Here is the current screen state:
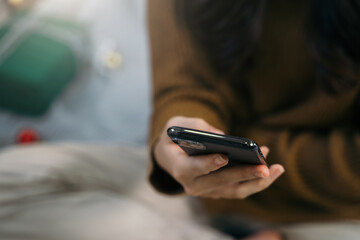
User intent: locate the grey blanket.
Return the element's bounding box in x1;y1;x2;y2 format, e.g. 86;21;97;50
0;144;358;240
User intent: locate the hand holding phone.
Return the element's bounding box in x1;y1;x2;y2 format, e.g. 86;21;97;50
153;116;284;199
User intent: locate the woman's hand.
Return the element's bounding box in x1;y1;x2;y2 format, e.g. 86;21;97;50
154;116;285;199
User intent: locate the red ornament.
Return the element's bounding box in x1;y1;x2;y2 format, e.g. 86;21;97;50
17;128;40;144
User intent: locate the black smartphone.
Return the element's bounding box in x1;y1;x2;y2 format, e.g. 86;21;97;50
167;126;266;166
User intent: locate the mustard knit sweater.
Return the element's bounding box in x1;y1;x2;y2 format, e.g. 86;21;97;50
148;0;360;223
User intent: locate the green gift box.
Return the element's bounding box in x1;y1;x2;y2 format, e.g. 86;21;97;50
0;30;77;116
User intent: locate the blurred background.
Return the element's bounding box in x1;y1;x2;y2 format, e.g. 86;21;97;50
0;0;151;147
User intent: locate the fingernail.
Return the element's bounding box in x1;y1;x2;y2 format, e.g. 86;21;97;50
215;155;227;165
273;168;285;179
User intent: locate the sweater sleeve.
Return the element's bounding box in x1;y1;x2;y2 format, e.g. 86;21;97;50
243;121;360;214
147;0;234;194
